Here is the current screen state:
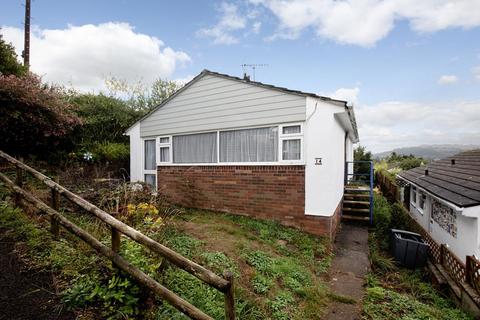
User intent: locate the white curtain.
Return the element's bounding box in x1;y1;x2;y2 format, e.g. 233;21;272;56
173;132;217;163
220;127;278;162
160;147;170;162
144;139;156;170
282;139;301;160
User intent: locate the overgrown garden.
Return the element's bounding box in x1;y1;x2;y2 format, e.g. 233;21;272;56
363;192;472;319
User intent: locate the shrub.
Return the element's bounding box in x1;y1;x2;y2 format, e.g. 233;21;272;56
0;74;81;156
91;142;129;163
391;202;409;230
373;194;392;239
69;93;141;147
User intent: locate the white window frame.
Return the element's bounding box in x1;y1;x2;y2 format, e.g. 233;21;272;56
411;186;417;207
155;122;306;166
157;135;172;164
418;190;426;214
142;138;157;189
279;123;304;163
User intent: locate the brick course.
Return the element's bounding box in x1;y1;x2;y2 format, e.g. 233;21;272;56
157;165;341;238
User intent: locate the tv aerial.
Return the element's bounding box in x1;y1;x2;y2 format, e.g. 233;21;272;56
241;64;268;81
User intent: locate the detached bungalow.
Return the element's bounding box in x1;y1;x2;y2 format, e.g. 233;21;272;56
397;149;480;261
126;70;359;237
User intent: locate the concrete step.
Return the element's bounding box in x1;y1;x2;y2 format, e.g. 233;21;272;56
344;187;371;192
344;193;371;199
342;214;370;222
343;200;370;205
343;207;370;213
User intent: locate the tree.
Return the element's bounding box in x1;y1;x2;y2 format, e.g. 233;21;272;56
105;77;183;113
0;34;26;76
0;74;81;156
354;145;373;181
69;93;142;147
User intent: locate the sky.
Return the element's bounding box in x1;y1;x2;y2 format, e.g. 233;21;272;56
1;0;480;153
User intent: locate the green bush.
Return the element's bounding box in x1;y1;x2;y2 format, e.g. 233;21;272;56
391;202;409;231
91;142;130;162
70;93;141;147
373;194;392;239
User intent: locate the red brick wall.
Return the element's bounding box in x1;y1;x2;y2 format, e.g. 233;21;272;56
157;165;341;238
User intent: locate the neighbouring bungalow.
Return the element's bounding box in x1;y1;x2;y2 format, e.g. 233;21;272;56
126;70;359;238
397;149;480;261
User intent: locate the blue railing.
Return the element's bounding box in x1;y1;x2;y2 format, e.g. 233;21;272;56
345;161;374;224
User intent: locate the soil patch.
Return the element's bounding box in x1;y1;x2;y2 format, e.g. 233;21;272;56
0;228;73;320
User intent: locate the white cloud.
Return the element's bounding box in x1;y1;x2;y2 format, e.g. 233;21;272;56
251;0;480;47
356;99;480;152
1;22;191;92
438;75;458;85
197;3;247;44
473;65;480;80
328;87;360;105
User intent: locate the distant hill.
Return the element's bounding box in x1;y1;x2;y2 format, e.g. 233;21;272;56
374;145;479;160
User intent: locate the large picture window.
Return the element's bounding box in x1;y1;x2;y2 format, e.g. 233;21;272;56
173;132;217;163
220;127;278;162
155;123;303;165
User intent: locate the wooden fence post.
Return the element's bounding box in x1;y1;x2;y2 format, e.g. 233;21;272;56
466;255;473;286
14;158;24;207
111;227;121;253
50;188;60;239
50;177;60;239
223;271;235;320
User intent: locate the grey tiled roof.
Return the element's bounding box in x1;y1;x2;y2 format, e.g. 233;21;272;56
398;149;480;208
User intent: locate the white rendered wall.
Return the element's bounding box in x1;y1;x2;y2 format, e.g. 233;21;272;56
126;123;142;182
304;97;347;217
409;190;480;262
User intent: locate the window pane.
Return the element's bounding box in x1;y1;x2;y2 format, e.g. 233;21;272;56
282;125;301;134
144;174;156;189
419;192;426;209
160;147;170;162
144;139;156;170
412;187;417;203
220;127;278;162
173;132;217;163
160;137;169;144
282;139;301;160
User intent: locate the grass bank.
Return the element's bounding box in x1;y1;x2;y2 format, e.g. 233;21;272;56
0;180;345;319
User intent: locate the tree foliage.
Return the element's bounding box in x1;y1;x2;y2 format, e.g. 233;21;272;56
105;77;183;113
0;34;26;76
69;93;141;147
354;145;373;178
0;74;81;156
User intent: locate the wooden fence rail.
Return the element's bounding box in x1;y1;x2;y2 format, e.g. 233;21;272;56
0;150;235;320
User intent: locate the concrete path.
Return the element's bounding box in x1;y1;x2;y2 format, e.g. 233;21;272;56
324;223;370;320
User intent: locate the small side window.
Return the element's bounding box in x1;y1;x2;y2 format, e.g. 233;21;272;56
411;186;417;204
282;125;301;135
419;192;426;210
